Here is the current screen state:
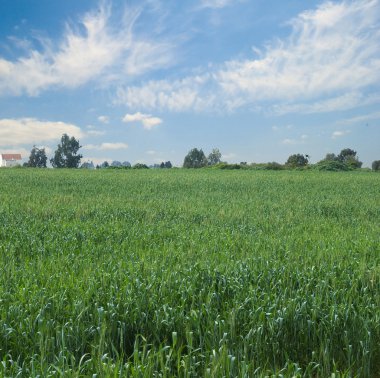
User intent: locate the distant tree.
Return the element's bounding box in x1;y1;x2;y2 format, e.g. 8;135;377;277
133;163;149;169
208;148;222;166
266;162;283;170
159;161;172;168
122;161;131;168
28;146;47;168
101;161;109;168
324;153;338;161
183;148;208;168
337;148;362;169
286;154;309;168
111;160;122;167
81;161;95;169
316;159;350;171
51;134;82;168
372;160;380;171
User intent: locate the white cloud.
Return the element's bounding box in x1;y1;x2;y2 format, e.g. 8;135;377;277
117;0;380;114
272;92;380;115
332;130;350;139
116;74;215;112
0;118;84;147
146;150;156;155
84;142;128;151
0;4;175;96
86;125;106;136
124;40;175;76
97;116;109;124
122;112;162;130
216;0;380;109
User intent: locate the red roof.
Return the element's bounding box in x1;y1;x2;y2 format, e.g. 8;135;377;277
1;154;22;160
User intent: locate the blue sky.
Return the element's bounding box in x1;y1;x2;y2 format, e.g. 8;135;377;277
0;0;379;167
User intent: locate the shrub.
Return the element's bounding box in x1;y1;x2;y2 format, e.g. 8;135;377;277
315;160;350;171
133;163;149;169
214;163;241;170
265;162;284;170
372;160;380;171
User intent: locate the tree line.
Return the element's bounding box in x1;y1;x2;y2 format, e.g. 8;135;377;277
24;133;380;171
182;147;378;171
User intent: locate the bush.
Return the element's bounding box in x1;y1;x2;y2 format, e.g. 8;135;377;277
315;160;351;171
265;162;284;170
212;163;241;170
133;163;149;169
372;160;380;171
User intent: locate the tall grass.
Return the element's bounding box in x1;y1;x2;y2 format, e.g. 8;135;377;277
0;169;379;376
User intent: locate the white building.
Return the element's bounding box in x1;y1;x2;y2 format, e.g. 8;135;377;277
0;154;22;167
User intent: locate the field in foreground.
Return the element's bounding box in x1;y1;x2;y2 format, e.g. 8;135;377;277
0;169;379;377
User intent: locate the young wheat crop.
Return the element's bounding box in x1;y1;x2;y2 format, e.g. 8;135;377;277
0;169;379;376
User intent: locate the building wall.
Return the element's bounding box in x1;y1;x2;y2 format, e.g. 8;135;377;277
6;159;20;167
0;158;21;167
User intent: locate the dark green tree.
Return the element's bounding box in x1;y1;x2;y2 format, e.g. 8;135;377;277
324;153;338;161
133;163;149;169
183;148;208;168
372;160;380;171
160;161;172;168
80;161;95;169
50;134;82;168
337;148;362;169
111;161;122;167
28;146;47;168
285;154;309;168
208;148;222;166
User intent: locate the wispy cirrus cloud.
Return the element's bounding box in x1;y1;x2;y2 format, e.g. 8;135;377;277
122;112;162;130
116;0;380;114
199;0;243;9
216;0;380;109
336;110;380;125
0;118;84;147
116;74;216;112
0;3;175;96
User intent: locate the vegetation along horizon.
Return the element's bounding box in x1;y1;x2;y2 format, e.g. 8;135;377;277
0;168;379;376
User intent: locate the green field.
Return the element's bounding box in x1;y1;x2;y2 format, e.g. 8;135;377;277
0;169;379;377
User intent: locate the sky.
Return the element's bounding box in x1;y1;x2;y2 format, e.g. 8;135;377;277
0;0;379;167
